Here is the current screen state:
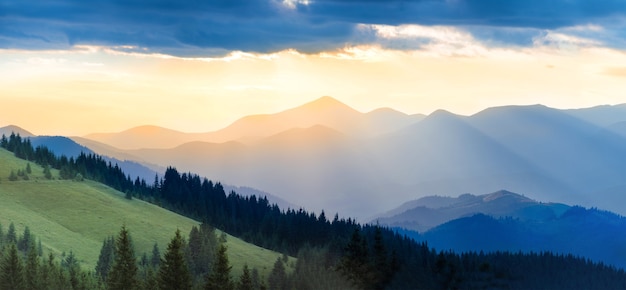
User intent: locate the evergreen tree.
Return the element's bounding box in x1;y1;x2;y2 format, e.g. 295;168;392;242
6;222;17;244
268;257;288;290
205;243;234;290
26;162;32;174
25;244;41;290
158;229;192;290
237;264;253;290
338;228;373;289
9;170;18;181
62;251;81;290
0;243;25;290
43;164;52;180
96;236;116;281
108;226;139;290
150;243;161;269
18;225;33;252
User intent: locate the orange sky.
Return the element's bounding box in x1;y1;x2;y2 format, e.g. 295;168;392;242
2;25;626;136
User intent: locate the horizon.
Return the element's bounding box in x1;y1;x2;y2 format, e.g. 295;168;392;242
1;96;624;136
2;1;626;136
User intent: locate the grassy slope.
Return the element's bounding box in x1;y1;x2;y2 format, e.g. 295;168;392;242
0;148;290;277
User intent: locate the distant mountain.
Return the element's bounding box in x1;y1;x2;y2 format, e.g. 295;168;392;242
565;104;626;127
0;125;35;138
73;102;626;219
83;125;208;150
82;96;423;150
405;206;626;269
374;190;569;232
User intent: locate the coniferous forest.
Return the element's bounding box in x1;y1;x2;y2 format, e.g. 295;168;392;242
3;132;626;289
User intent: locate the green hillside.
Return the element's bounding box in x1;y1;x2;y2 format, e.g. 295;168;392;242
0;148;290;277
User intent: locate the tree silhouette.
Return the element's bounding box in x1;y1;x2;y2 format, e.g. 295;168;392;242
158;229;192;290
108;226;139;290
205;243;234;290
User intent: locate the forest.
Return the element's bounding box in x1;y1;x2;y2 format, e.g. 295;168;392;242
3;132;626;289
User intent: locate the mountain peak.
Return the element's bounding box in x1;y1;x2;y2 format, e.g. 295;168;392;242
0;125;35;137
299;96;357;112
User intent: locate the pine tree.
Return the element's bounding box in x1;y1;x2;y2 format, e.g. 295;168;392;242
150;243;161;269
43;164;52;180
0;243;25;290
108;226;139;290
205;243;234;290
158;229;191;290
62;251;81;290
9;170;18;181
18;225;33;252
96;236;116;281
268;257;288;290
238;264;253;290
6;222;17;244
25;244;41;290
26;162;32;174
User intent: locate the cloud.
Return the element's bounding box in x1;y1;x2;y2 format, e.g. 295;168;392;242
1;0;625;55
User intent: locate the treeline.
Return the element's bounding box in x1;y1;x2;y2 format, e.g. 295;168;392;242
0;221;100;290
3;132;626;289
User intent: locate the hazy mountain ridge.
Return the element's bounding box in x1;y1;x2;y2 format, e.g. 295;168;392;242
82;96;423;150
374;190;569;232
8;99;626;219
405;206;626;269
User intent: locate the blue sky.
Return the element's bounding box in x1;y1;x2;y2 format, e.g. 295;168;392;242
3;0;626;55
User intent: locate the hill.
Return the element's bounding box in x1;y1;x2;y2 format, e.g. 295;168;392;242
414;206;626;269
0;148;289;276
374;190;569;232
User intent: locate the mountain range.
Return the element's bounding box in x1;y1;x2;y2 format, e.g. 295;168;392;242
5;97;626;220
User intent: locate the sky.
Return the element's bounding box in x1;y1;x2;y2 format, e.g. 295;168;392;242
2;0;626;136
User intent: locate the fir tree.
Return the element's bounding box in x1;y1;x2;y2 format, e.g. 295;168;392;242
205;243;234;290
43;164;52;180
9;170;18;181
238;264;253;290
6;222;17;244
158;229;192;290
108;226;139;290
26;162;32;174
96;236;116;281
268;257;288;290
25;244;41;290
150;243;161;269
18;225;33;252
0;243;25;290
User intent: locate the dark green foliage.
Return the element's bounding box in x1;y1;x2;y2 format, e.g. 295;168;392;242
43;164;52;179
268;257;288;290
62;251;81;290
337;228;374;289
96;236;116;281
237;264;253;290
6;222;17;244
108;226;139;290
186;224;217;281
0;244;25;290
25;244;42;290
205;243;234;290
159;229;192;290
291;246;355;290
150;243;161;269
17;226;32;252
26;162;32;174
9;170;18;181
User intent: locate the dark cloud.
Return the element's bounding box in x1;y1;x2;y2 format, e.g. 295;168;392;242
1;0;625;55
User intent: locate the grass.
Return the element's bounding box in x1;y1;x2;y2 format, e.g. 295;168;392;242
0;148;292;277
